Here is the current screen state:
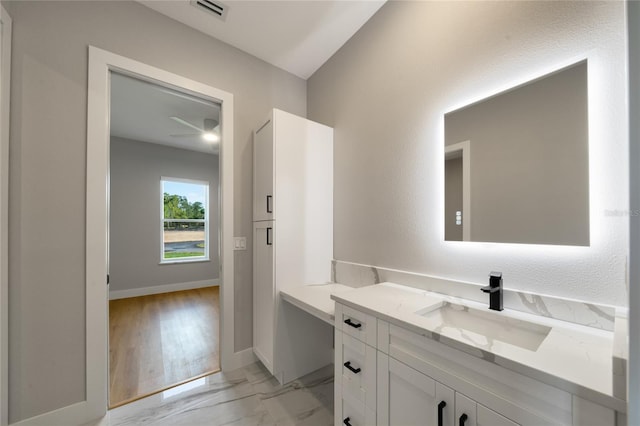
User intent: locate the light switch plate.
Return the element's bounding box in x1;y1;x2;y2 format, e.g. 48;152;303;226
234;237;247;250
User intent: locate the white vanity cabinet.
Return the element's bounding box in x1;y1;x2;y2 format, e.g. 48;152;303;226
333;302;617;426
376;352;516;426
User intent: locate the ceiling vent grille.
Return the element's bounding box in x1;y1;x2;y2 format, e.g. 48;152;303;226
190;0;228;21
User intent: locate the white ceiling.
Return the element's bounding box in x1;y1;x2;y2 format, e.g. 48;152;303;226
138;0;386;79
112;1;385;153
110;72;221;154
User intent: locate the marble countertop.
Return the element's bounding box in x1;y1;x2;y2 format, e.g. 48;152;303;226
280;283;355;325
331;282;626;412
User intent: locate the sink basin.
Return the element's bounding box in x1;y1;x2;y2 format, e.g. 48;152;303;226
416;302;551;351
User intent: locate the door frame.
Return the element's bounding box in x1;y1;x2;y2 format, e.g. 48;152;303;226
0;5;10;426
86;46;236;419
444;140;471;241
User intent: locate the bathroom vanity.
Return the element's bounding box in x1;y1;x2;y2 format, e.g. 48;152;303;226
331;283;626;426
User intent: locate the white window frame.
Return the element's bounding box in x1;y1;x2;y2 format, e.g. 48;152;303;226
160;176;210;264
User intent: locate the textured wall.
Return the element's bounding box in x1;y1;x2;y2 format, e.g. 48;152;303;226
308;1;627;305
7;1;305;421
110;138;219;292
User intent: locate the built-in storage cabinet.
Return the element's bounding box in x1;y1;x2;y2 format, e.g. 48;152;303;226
252;221;275;372
252;109;334;384
334;302;617;426
253;118;274;222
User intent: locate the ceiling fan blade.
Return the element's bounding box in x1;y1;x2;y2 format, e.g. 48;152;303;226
170;133;200;138
170;116;203;132
204;118;219;131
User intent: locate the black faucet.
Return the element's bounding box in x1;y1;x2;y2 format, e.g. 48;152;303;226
481;271;503;311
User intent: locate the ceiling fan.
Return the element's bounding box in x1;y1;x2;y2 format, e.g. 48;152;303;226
170;116;220;142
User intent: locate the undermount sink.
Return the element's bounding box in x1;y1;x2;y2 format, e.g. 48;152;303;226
415;302;551;352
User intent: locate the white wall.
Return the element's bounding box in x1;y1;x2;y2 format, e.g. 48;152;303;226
308;1;628;306
109;137;218;293
6;1;305;422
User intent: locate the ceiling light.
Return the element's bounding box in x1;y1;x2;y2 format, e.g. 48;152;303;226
203;132;219;142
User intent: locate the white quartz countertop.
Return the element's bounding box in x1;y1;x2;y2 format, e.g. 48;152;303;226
331;282;626;412
280;283;356;325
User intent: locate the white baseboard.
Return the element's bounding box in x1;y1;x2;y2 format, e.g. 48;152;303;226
14;347;258;426
223;347;257;372
10;400;99;426
109;279;219;300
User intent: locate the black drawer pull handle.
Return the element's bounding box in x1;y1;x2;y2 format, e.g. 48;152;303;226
266;227;273;246
438;401;447;426
459;413;468;426
343;417;352;426
266;195;273;213
343;361;361;374
344;318;362;329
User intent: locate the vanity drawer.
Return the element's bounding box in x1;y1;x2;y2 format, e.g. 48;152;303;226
340;331;377;409
338;392;376;426
338;303;377;346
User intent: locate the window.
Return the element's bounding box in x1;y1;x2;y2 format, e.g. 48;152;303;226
161;177;209;263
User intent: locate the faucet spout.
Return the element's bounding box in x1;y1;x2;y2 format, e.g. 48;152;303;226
481;271;503;311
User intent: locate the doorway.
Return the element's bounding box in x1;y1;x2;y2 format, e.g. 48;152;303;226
107;72;222;407
86;46;236;420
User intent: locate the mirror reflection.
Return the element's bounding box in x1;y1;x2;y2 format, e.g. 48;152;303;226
444;61;589;246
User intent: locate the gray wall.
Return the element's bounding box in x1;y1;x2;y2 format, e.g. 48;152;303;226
110;137;218;293
445;62;589;246
308;2;627;305
6;1;305;422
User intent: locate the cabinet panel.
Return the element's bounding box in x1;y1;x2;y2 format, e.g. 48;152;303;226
252;221;274;372
253;118;274;221
436;382;455;426
456;393;478;426
340;333;376;409
340;304;377;346
477;404;519;426
572;395;615;426
380;356;438;426
340;394;376;426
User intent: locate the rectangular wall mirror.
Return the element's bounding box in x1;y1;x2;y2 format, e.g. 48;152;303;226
444;60;589;246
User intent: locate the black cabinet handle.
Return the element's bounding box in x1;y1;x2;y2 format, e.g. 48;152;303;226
343;417;352;426
459;413;468;426
266;227;272;245
266;195;273;213
438;401;447;426
343;361;361;374
344;318;362;329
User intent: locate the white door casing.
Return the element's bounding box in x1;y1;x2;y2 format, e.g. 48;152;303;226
0;5;11;426
86;46;236;422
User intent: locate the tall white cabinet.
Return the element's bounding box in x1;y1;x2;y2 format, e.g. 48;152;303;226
252;108;334;384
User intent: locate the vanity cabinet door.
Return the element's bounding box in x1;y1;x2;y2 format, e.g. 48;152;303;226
378;352;455;426
455;392;478;426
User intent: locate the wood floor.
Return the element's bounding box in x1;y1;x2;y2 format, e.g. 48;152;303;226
109;287;220;408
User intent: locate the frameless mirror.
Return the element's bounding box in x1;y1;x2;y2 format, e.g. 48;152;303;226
444;61;589;246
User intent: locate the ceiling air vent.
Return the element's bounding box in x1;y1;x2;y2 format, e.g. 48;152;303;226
190;0;229;21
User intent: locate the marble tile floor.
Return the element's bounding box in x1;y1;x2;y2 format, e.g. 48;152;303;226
88;362;334;426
